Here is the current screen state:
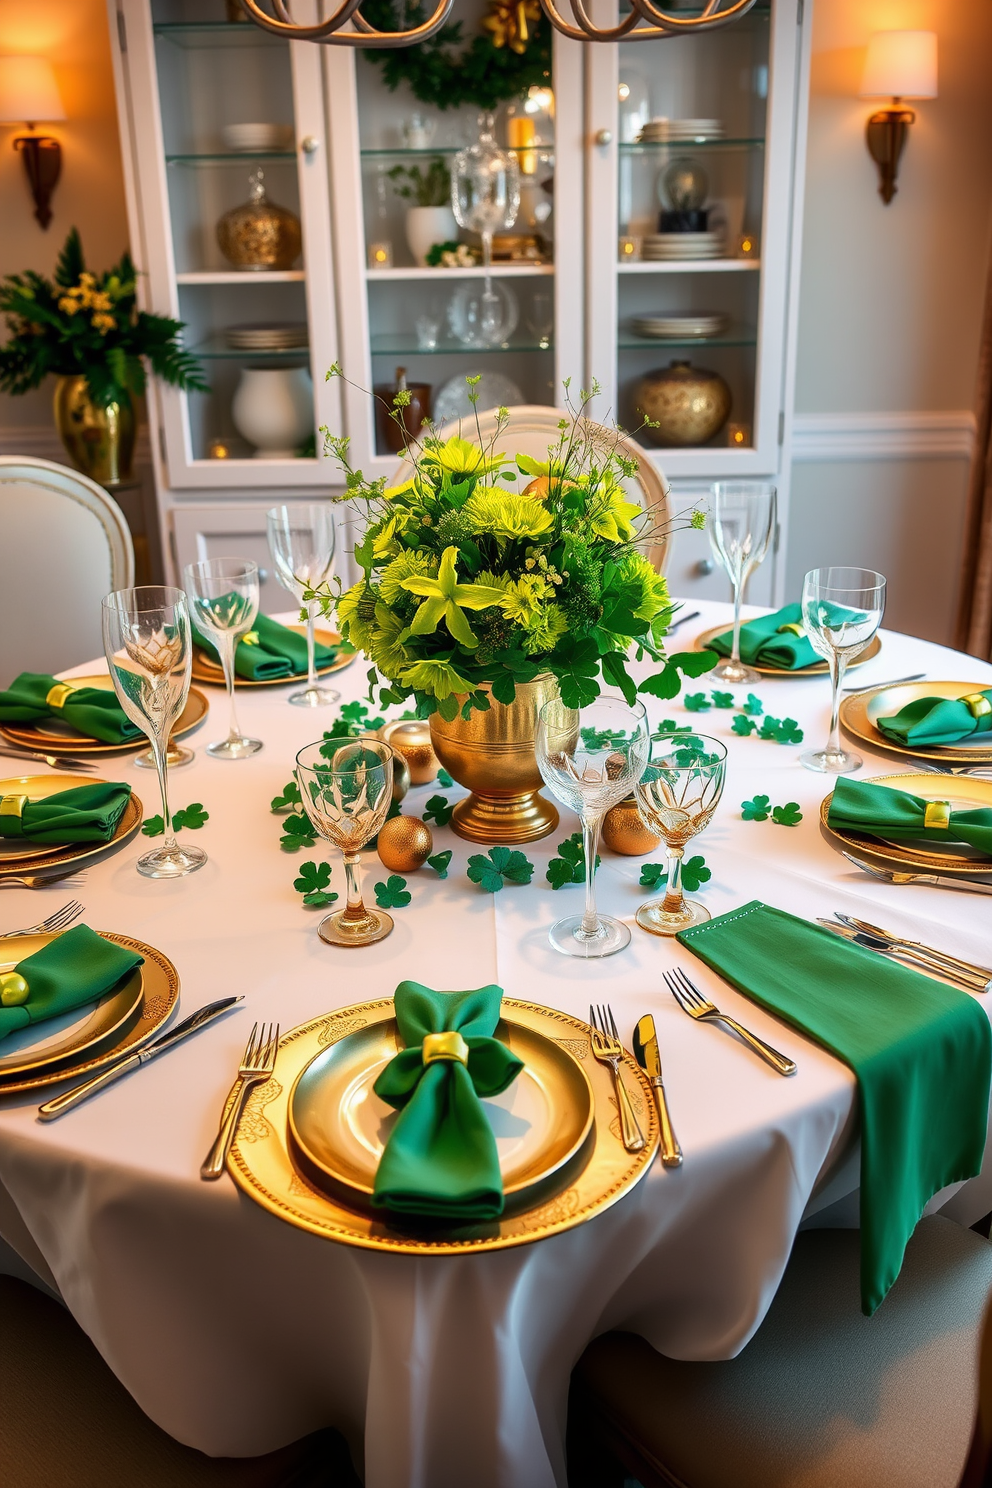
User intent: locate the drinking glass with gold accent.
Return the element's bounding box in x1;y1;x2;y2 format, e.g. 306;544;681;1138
634;734;726;936
183;557;263;760
800;566;886;775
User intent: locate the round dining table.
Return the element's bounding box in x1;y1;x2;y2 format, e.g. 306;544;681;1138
1;599;991;1488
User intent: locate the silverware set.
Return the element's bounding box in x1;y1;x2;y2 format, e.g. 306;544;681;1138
663;966;797;1076
916;762;992;779
819;911;991;992
842;850;992;895
0;872;89;891
0;900;84;939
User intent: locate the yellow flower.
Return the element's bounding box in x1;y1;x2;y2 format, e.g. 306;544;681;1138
522;605;568;656
91;312;116;334
370;512;413;559
384;476;416;500
589;485;642;544
461;490;554;541
399;658;475;700
378;550;437;605
619;552;670;622
499;573;553;626
58;296;80;315
400;546;507;648
419;436;506;479
90;291;112;312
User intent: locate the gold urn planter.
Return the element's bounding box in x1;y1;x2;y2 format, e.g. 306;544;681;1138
53;375;135;486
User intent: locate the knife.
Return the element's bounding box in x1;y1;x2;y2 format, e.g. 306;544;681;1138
816;921;985;992
36;996;244;1121
633;1014;682;1168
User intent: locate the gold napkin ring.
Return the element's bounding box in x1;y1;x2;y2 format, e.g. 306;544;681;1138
924;800;952;831
963;692;992;720
776;622;805;638
242;631;260;647
0;972;29;1008
422;1030;469;1066
0;794;28;819
45;682;76;710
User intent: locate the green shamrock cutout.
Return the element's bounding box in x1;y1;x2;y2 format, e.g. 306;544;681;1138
141;815;164;838
546;832;598;890
743;693;764;717
654;719;693;738
731;715;756;736
427;850;452;878
710;690;735;709
293;860;339;907
142;803;209;837
741;795;771;822
758;716;781;740
436;768;454;789
639;856;710;893
467;847;535;892
639;862;666;888
684;692;711;712
772;802;803;826
270;780;301;812
374;875;411;908
424;795;454;826
280;813;317;851
774;718;804;745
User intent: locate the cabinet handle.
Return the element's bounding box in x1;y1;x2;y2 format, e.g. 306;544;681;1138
300;136;319;156
695;558;715;577
594;129;613;146
258;567;270;583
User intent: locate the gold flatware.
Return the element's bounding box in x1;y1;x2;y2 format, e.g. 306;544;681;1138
201;1022;279;1181
633;1014;681;1167
663;967;797;1076
0;900;84;939
841;850;992;895
834;913;991;990
818;919;987;993
0;746;97;772
589;1004;647;1152
0;872;88;890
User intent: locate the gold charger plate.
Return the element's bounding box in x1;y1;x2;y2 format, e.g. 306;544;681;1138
229;998;659;1254
820;772;992;878
191;626;356;688
694;625;881;678
0;675;208;756
840;681;992;766
289;1014;594;1215
0;775;142;881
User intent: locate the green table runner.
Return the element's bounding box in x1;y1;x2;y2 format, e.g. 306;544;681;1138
877;688;992;747
192;612;340;682
678;901;992;1312
0;673;141;745
0;781;131;845
828;777;992;858
372;982;524;1221
0;925;143;1044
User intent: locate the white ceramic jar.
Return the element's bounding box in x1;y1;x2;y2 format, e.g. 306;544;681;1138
404;205;458;266
231;367;313;458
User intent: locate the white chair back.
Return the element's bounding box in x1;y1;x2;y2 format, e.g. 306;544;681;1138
0;457;135;680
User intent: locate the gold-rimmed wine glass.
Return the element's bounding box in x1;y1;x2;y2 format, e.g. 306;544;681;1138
634;734;726;936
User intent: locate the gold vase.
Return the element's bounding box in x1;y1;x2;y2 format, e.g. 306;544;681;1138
429;675;560;844
53;376;135;486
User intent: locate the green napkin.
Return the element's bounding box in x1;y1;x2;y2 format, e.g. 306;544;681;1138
709;604;819;671
0;924;143;1044
0;673;141;745
372;981;524;1221
877;689;992;747
0;781;131;845
828;777;992;858
191;612;340;682
678;901;992;1313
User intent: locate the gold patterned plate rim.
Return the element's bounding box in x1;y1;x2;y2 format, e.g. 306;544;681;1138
840;681;992;765
191;626;356;688
0;675;209;755
819;772;992;877
0;931;179;1094
693;624;881;677
0;774;142;880
228;998;659;1255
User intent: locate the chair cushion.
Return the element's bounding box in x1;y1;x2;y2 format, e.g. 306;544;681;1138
575;1217;992;1488
0;1276;359;1488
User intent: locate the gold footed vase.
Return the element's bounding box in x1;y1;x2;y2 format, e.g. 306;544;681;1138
429;675;560;844
53;375;135;487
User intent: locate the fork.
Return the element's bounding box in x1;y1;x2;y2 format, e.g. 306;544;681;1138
0;872;88;890
915;762;992;779
0;900;84;940
0;746;97;772
841;851;992;895
589;1004;646;1152
663;967;797;1076
200;1022;280;1181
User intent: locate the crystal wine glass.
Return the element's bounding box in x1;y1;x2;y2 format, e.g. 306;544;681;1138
634;734;726;936
266;502;339;708
295;738;396;947
800;566;886;775
452;113;520;346
708;481;777;685
183;558;263;760
102;586;207;880
536;697;650;958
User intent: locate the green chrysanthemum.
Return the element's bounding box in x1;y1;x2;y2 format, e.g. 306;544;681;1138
461;489;555;541
336;581;378;651
378;549;437;605
522;604;568;656
369;604;411;678
399;657;475;700
618;552;671;621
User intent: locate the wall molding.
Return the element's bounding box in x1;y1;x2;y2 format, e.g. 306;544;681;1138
792;411;976;462
0;423;152;464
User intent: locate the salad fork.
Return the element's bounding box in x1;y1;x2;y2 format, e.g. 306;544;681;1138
201;1022;280;1180
663;967;797;1076
589;1004;646;1152
0;900;84;940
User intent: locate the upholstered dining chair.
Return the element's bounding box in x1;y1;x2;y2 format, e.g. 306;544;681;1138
0;456;135;679
569;1215;992;1488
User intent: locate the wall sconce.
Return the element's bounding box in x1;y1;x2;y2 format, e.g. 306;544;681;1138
0;57;66;229
859;30;937;205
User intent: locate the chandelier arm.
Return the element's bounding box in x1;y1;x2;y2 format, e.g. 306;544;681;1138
239;0;455;45
632;0;758;32
567;0;648;42
238;0;365;39
536;0;651;42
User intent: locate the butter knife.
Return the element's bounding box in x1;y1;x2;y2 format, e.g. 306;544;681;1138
37;996;243;1121
633;1014;682;1168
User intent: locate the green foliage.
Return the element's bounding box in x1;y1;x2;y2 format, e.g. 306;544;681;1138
637;650;718;702
319;700;386;756
467;846;534;892
427;850;453;878
387;157;450;207
546;832;598;890
293;861;339;907
710;690;735;709
743;693;764;717
731;714;756;736
424;795;454;826
741;795;772;822
772;802;803;826
270;780;301;812
684;692;710;712
142;803;208;836
374;875;412;908
280;813;317;851
436;768;454;789
640;855;710;893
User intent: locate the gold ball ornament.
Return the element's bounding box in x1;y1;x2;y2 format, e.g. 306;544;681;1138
380;720;439;787
0;972;29;1007
601;796;660;856
376;815;433;873
391;752;412;803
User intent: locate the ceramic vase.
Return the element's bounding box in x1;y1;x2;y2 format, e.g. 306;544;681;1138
231;367;313;458
405;206;457;266
52;376;135;487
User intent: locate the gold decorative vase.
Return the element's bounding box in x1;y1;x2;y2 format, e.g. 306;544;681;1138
429;675;560;844
53;375;135;486
602;795;660;856
634;360;732;447
217;169;302;272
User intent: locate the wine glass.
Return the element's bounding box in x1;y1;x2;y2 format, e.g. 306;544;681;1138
266;502;339;708
183;558;263;760
102;586;207;880
452;113;520;346
634;734;726;936
536;697;650;958
800;566;886;775
295;739;396;947
708;481;777;685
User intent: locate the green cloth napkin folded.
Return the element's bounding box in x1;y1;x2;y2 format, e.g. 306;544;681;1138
372;981;524;1221
0;781;132;845
0;924;143;1044
828;777;992;858
710;604;819;671
191;611;340;682
678;900;992;1313
0;672;141;745
877;688;992;747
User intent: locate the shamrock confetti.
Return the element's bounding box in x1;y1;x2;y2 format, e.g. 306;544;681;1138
141;815;164;838
743;693;764;717
741;795;772;822
757;716;805;745
424;795;454;826
293;860;339;908
654;719;694;738
546;832;599;890
639;856;710;893
270;780;301;812
467;847;535;892
684;692;711;712
280;812;317;851
374;875;412;908
436;768;454;789
711;690;735;709
142;803;209;837
427;850;452;878
319;700;386;755
731;715;756;736
772;802;803;827
639;862;666;889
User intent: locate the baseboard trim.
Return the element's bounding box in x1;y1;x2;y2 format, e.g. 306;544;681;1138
792;411;976;461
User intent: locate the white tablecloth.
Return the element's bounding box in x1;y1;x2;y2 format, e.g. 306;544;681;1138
1;601;991;1488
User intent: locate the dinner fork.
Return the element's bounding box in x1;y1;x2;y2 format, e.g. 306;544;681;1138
589;1004;646;1152
0;900;84;940
0;746;97;772
0;873;88;890
663;967;797;1076
200;1022;280;1181
841;851;992;895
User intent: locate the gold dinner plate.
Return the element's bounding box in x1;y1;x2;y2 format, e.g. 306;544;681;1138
820;773;992;878
191;626;356;688
840;681;992;766
0;675;208;756
229;998;659;1254
694;625;881;678
0;775;142;881
288;1014;595;1215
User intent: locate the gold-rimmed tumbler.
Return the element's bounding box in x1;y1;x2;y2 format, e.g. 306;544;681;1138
634;734;726;936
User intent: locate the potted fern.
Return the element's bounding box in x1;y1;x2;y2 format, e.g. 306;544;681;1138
388;158;458;266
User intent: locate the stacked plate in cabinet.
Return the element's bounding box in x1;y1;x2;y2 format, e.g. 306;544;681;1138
638;118;724;143
641;232;725;262
631;312;728;339
224;322;309;352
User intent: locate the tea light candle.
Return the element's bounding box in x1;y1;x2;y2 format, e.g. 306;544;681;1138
367;241;393;270
618;235;639;262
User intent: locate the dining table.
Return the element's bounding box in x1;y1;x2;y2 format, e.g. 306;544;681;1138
1;598;991;1488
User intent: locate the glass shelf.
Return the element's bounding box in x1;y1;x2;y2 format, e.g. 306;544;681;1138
189;336;310;362
360;146;554;160
370;337;553;357
165;150;296;167
153;21;286;49
617;327;756;351
619;138;765;155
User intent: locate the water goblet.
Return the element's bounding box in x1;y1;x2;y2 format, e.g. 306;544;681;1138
295;739;396;947
102;585;207;880
634;734;726;936
536;697;650;958
800;566;886;775
266;502;339;708
183;557;263;760
708;481;777;685
452;113;520;345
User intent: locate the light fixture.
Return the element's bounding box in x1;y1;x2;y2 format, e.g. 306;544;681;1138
859;30;937;204
0;56;66;229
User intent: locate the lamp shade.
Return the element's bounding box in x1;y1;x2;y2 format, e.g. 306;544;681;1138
860;31;938;100
0;57;66;124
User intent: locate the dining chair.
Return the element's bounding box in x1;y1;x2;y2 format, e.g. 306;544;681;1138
569;1216;992;1488
0;456;135;678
